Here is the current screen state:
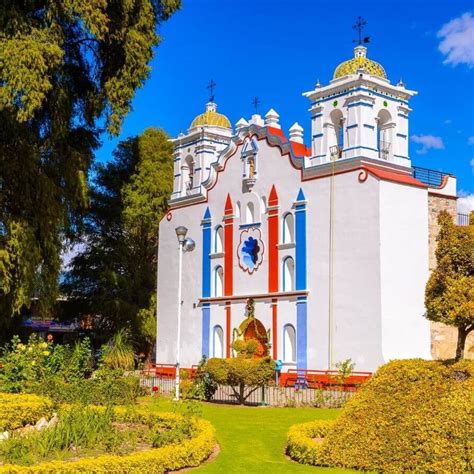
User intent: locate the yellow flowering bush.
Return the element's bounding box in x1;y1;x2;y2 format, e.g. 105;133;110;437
0;393;53;431
287;359;474;471
286;420;335;465
0;397;216;472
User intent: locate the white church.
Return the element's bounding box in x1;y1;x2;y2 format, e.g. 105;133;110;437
155;44;457;372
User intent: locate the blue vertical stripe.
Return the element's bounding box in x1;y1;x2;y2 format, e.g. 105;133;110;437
202;304;211;358
294;189;307;371
296;297;308;370
201;208;212;357
295;189;307;291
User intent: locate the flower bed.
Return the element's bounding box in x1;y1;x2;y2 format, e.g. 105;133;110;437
0;394;53;431
0;396;216;473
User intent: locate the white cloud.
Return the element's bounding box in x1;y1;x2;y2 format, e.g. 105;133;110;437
457;193;474;214
437;12;474;67
444;119;452;125
411;134;445;154
468;136;474;145
470;158;474;171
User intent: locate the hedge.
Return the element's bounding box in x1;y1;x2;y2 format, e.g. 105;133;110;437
0;401;216;473
0;393;53;431
287;359;474;472
286;420;335;465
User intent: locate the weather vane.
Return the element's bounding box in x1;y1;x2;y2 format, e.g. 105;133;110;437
353;16;370;45
207;79;216;102
252;96;260;114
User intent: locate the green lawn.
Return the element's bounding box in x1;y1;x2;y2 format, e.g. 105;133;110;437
142;397;352;473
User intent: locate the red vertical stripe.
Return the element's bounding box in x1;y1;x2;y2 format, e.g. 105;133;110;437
226;303;231;358
272;299;278;360
268;185;279;293
224;194;233;296
268;186;279;359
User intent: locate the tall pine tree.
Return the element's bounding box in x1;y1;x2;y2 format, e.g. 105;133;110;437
63;128;173;355
0;1;180;321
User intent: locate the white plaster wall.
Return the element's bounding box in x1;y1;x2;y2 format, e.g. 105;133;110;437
156;202;207;367
304;170;384;372
379;180;431;360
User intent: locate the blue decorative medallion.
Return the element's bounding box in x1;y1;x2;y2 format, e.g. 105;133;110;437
237;227;264;274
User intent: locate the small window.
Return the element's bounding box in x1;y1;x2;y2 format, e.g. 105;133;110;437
282;257;295;292
283;324;296;362
213;325;224;358
214;266;223;297
214;226;223;253
282;213;295;243
246;202;255;224
235;201;241;219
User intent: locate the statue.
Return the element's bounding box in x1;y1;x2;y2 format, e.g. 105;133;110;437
248;157;255;179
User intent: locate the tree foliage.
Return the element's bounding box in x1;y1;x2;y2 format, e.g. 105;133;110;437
425;211;474;359
206;340;275;404
0;0;180;320
62;128;173;354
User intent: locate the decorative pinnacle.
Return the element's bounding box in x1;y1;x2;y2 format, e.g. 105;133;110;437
352;16;370;45
252;96;260;114
207;79;216;102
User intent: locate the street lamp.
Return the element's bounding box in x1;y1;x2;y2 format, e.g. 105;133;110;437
174;225;195;400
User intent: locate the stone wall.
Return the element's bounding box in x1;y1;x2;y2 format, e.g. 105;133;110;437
428;193;473;360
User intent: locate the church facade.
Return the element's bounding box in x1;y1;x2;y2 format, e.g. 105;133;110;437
156;46;457;372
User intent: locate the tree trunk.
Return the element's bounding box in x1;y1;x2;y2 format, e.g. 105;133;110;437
456;326;470;360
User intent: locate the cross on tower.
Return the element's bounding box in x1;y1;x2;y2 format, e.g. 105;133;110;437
207;79;216;102
252;96;260;114
352;16;370;45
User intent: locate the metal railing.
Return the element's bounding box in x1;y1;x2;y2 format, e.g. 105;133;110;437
412;166;453;188
139;376;357;408
457;213;470;226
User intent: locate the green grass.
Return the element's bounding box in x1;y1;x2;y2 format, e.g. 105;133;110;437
142;397;352;473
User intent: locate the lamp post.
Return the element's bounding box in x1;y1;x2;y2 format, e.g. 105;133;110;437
174;225;195;400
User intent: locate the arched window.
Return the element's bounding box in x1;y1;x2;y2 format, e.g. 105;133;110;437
213;325;224;358
183;156;194;191
214;226;223;253
235;201;241;219
283;324;296;362
329;109;344;158
376;109;392;160
214;266;223;297
282;213;295;244
282;257;295;292
246;202;255;224
261;196;267;212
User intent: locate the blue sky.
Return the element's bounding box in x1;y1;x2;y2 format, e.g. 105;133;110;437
96;0;474;198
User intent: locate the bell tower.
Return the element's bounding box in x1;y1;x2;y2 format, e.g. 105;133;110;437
303;45;417;168
170;100;233;201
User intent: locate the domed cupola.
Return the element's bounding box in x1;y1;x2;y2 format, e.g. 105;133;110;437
190;102;231;130
333;45;387;80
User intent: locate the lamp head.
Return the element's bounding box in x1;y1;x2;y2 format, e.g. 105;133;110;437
183;238;196;252
175;225;188;243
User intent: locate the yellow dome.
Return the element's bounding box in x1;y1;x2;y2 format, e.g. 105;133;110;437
190;102;231;129
333;45;387;80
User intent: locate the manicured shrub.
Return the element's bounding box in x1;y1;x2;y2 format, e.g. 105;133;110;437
203;341;275;404
287;359;474;471
0;393;53;431
286;420;335;465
